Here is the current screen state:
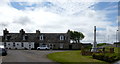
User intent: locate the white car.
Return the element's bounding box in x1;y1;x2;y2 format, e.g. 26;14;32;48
37;45;50;50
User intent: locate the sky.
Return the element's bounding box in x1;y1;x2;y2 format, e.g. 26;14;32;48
0;0;119;43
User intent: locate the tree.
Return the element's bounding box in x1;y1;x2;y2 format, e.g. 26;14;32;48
68;30;85;43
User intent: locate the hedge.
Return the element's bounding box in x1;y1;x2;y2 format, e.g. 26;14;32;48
92;53;120;63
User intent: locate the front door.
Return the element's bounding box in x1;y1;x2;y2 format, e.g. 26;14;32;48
69;45;72;50
34;43;39;49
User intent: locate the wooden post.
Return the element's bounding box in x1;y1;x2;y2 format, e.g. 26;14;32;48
110;48;114;53
102;47;105;53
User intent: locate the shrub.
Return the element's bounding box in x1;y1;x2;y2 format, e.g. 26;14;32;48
92;53;120;63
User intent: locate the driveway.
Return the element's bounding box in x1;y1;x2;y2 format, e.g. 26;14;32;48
1;50;66;64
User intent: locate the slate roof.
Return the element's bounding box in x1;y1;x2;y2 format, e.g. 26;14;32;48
0;36;2;42
2;29;70;43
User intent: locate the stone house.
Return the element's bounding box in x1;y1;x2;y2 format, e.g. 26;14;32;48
2;28;73;49
2;28;90;50
0;36;2;45
0;36;2;42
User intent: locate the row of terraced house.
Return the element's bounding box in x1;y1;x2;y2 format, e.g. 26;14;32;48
0;28;91;50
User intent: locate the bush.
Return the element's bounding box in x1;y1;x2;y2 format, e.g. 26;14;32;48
92;53;104;60
92;53;120;63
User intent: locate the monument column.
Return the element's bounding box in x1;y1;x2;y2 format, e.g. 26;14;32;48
91;26;97;52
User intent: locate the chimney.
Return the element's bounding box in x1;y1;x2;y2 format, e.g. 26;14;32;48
20;29;25;35
3;28;9;35
36;30;40;34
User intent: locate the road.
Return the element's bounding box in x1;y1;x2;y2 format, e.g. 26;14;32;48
0;50;65;64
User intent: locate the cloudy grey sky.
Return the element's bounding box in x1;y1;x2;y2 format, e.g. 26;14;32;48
0;0;119;43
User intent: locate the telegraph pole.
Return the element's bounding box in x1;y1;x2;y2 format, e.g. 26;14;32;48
116;30;118;42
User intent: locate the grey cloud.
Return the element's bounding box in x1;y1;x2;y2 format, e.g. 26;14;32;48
0;22;9;27
25;28;33;32
41;24;64;29
13;16;31;25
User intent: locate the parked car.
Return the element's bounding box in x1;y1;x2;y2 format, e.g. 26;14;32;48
0;45;7;56
37;45;50;50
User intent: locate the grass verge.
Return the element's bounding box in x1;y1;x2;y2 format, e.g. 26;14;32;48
47;50;110;64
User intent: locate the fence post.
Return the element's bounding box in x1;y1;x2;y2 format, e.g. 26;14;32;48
102;47;105;53
110;48;114;53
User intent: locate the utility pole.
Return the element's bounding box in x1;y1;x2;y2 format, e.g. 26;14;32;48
116;30;118;42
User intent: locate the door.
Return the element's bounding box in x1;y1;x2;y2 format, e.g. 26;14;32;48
69;45;72;50
34;43;39;49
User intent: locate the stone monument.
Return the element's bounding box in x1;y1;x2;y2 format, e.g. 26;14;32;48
91;26;97;52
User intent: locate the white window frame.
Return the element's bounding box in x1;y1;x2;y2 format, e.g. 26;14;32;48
39;35;44;40
5;34;10;40
23;35;27;40
60;35;64;40
23;35;25;40
5;35;8;40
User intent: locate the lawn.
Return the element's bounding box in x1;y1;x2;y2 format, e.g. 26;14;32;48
47;50;109;64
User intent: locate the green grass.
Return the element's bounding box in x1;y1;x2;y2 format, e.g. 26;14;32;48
47;50;109;64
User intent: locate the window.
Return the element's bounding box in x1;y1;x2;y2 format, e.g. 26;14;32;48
4;42;6;47
60;35;65;40
13;42;15;47
5;35;11;40
39;35;44;40
5;35;8;40
23;36;25;40
21;43;24;47
8;44;10;45
23;35;27;40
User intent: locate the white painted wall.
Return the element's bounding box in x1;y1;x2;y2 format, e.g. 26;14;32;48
0;42;3;45
23;42;34;49
4;42;34;49
15;42;22;49
6;42;13;49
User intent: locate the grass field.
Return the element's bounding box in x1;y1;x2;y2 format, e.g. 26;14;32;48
47;50;109;64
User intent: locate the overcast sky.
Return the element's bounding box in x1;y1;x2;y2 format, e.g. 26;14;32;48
0;0;119;43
